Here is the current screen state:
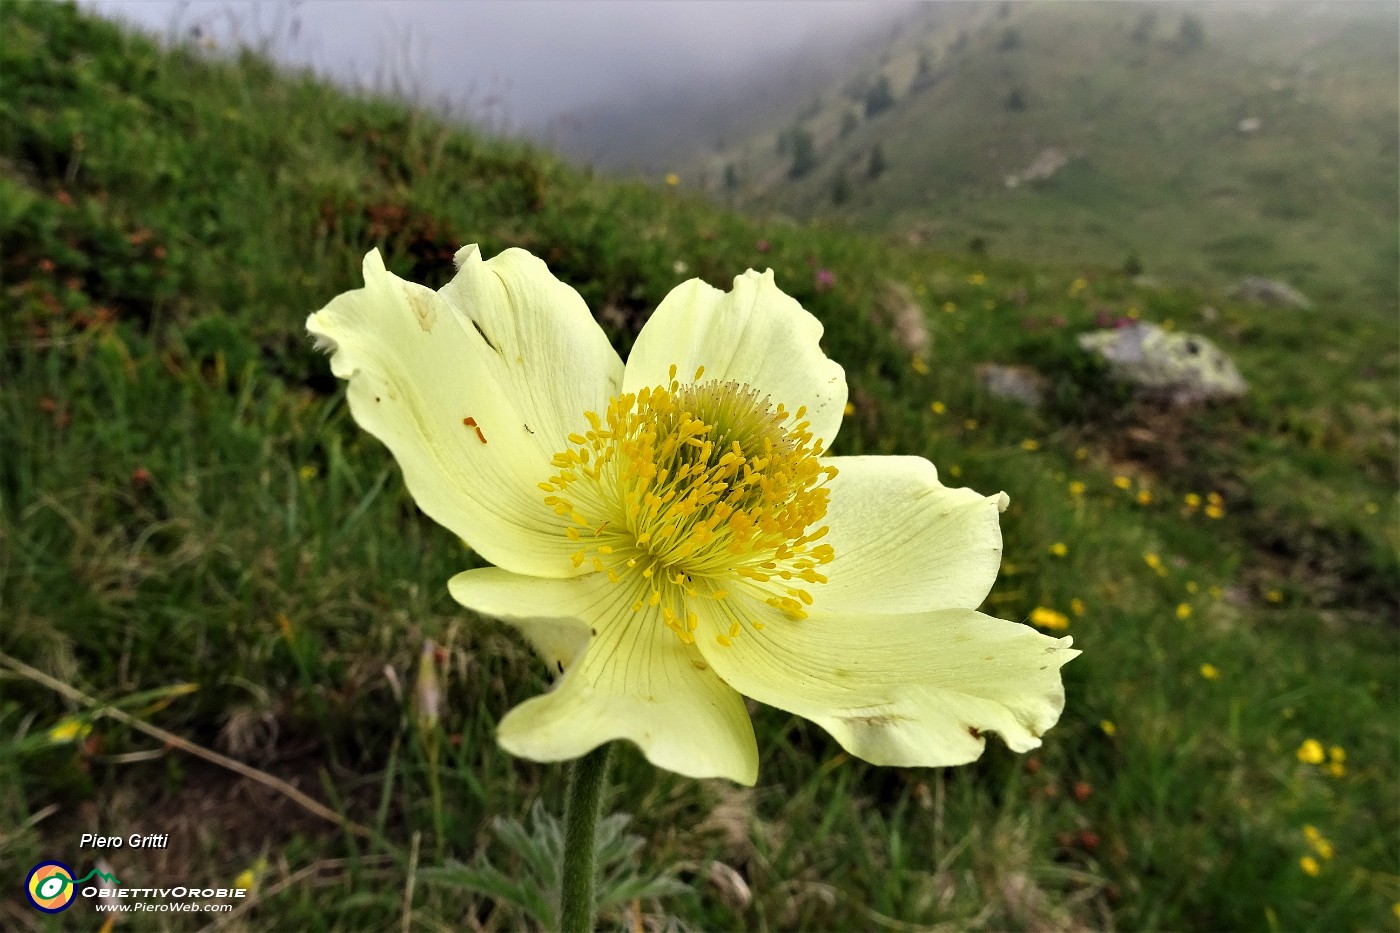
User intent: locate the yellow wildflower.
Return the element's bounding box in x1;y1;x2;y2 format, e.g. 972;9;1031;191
943;301;957;314
964;419;978;430
1100;719;1117;736
1020;439;1040;451
1328;745;1345;764
948;465;962;477
1296;739;1325;764
1326;761;1346;778
1030;607;1070;630
1070;597;1085;617
1125;306;1140;320
48;718;91;744
1113;475;1132;490
1176;603;1192;620
1136;489;1153;505
1299;856;1320;876
299;464;317;481
1074;447;1088;460
1199;663;1219;680
912;357;930;375
1068;277;1088;296
1364;501;1379;515
1184;492;1202;508
1205;503;1225;519
664;173;679;187
1049;542;1068;557
931;401;946;414
1143;552;1162;571
1069;481;1086;497
1185;580;1198;593
843;402;855;416
968;272;986;285
1266;589;1283;604
233;856;269;894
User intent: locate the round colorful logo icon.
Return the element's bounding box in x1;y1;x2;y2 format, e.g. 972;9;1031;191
26;861;77;913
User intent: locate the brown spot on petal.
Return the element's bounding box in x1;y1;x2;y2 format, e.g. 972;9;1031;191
407;291;436;331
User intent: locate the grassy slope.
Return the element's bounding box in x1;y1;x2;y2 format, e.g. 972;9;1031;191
2;3;1396;930
699;1;1399;314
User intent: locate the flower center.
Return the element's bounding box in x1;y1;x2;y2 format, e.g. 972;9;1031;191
538;365;837;644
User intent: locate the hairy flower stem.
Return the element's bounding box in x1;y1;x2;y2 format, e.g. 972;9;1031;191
560;743;612;933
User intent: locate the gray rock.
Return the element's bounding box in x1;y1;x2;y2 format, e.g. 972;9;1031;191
977;364;1049;408
1078;323;1247;405
878;283;930;358
1233;276;1312;309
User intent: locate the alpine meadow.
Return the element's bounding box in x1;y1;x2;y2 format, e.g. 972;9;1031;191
1;2;1396;931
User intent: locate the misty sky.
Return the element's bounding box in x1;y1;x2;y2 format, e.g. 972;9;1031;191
85;1;915;132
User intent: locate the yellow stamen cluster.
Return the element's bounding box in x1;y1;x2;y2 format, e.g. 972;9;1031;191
538;365;837;644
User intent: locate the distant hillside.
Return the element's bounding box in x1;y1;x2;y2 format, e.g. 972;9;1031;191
546;5;920;173
686;1;1399;312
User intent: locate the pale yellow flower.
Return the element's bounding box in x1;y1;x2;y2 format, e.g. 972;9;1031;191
1048;542;1068;557
1299;856;1320;876
1198;662;1218;680
1099;719;1116;736
930;401;946;415
1068;481;1086;497
308;247;1078;783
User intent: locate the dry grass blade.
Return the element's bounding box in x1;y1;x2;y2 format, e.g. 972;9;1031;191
0;652;376;841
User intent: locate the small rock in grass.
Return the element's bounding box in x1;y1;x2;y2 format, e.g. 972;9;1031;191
977;363;1048;408
1077;322;1246;405
1232;276;1311;309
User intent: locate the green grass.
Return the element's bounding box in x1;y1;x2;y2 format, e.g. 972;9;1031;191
698;1;1399;315
2;2;1397;930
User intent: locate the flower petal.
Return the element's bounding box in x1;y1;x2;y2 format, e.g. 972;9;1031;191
624;271;847;452
818;456;1008;614
438;245;624;447
308;250;592;576
694;591;1077;767
450;568;760;784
